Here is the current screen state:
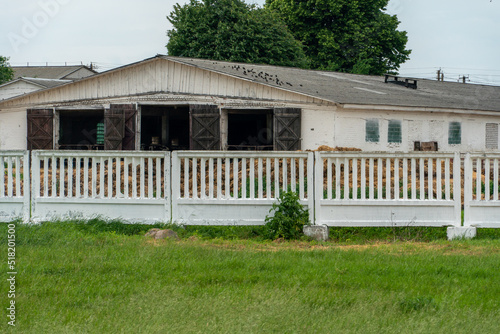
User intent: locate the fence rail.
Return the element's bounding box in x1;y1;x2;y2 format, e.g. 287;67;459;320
314;152;462;227
0;151;30;222
464;153;500;228
30;151;170;223
0;150;499;228
172;151;314;225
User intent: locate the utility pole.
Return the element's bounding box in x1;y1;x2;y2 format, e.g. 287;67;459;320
458;75;469;84
437;69;444;82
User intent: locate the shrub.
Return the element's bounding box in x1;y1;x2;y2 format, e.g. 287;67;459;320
264;190;310;240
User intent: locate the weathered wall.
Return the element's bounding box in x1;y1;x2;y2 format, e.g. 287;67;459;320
0;81;41;101
0;108;26;150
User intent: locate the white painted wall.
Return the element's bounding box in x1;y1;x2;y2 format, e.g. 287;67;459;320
0;81;41;101
0;108;27;150
302;107;500;152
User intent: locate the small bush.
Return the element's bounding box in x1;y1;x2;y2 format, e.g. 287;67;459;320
264;191;310;240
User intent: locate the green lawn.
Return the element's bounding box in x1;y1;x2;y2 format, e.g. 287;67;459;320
1;222;499;333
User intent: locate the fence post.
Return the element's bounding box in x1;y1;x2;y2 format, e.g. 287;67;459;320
463;153;472;227
165;151;172;223
30;151;40;223
453;152;462;227
171;151;179;224
313;151;322;226
23;151;31;223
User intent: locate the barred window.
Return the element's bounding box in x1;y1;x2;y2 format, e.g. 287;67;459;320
448;122;461;145
365;119;379;142
388;120;402;143
486;123;498;149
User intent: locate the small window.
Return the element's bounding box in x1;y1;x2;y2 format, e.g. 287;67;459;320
448;122;461;145
388;120;402;143
486;123;498;149
365;119;379;142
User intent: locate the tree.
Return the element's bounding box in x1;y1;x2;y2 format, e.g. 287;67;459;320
0;56;14;85
266;0;411;75
166;0;308;68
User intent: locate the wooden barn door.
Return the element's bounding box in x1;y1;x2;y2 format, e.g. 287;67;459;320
27;109;54;150
274;108;301;151
190;105;220;150
104;104;137;150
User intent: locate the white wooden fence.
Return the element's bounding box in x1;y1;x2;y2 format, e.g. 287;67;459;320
31;151;170;223
464;153;500;228
315;152;462;227
0;151;30;222
0;150;499;228
172;151;314;225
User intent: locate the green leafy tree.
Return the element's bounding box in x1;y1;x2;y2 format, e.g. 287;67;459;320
266;0;411;74
166;0;308;68
0;56;14;85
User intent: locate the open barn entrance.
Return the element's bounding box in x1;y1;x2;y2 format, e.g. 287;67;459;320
58;110;104;150
226;109;273;150
140;105;190;150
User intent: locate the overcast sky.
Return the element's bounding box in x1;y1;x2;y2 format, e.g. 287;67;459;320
1;0;499;85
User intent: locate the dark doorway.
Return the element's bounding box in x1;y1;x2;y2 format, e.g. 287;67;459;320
227;109;273;150
140;105;190;150
58;110;104;150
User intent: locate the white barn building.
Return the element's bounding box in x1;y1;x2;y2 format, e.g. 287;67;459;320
0;55;499;152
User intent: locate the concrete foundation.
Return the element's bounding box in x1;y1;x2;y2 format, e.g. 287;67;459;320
303;225;329;241
447;226;477;240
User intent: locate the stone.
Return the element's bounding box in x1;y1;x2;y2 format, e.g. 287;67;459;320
154;229;179;240
447;227;477;240
303;225;329;241
145;228;161;238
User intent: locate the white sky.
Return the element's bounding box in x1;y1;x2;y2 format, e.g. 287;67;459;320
1;0;499;85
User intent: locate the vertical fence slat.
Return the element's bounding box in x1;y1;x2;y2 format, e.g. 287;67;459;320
7;157;13;197
15;157;21;197
266;158;271;199
290;158;296;194
116;157;122;198
83;157;89;198
250;158;255;199
258;158;263;199
124;157;129;198
209;158;214;199
436;159;442;200
361;158;366;200
91;158;97;198
68;157;73;198
148;157;153;199
299;158;305;200
217;158;222;199
0;156;4;197
52;156;58;198
494;159;499;201
485;158;490;201
353;158;358;200
225;158;230;199
75;157;81;198
234;157;239;199
184;158;190;199
156;157;161;199
99;157;104;198
200;158;206;199
385;158;390;200
428;158;433;200
411;158;416;200
242;158;247;199
282;157;287;192
476;158;481;201
335;158;341;200
445;158;451;201
419;158;425;200
327;158;332;200
344;158;350;200
369;158;374;200
273;158;279;198
140;158;145;199
394;158;399;200
402;158;408;200
107;158;113;198
377;158;383;200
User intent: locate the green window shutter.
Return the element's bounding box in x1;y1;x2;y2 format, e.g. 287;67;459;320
96;122;104;145
448;122;461;145
388;120;402;143
365;119;379;142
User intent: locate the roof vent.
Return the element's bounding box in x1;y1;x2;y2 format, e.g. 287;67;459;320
384;74;417;89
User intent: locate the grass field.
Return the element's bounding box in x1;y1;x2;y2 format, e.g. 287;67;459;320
1;221;499;333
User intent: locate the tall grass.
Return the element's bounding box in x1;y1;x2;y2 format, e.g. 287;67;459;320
0;221;499;333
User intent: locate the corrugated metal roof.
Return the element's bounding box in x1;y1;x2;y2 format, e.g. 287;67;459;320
165;56;500;112
12;65;96;80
